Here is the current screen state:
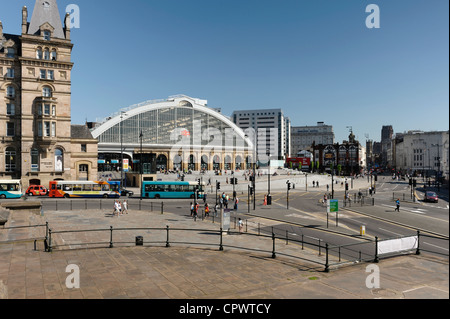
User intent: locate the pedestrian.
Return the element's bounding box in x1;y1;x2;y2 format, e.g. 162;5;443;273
113;200;120;216
190;202;194;216
205;203;210;217
194;202;199;220
313;181;315;188
327;184;329;192
317;181;319;188
117;201;122;216
123;200;128;214
234;197;239;211
238;218;244;233
263;195;267;206
395;199;400;212
203;192;207;203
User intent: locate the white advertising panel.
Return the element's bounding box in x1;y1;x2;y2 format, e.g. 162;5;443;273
377;236;418;255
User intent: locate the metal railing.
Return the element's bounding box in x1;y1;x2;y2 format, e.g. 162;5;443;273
2;217;448;273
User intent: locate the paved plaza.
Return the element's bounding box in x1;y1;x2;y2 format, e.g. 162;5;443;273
0;200;448;300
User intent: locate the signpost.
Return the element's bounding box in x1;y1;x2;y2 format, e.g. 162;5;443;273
327;199;339;228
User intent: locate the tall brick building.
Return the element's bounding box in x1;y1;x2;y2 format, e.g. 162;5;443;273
0;0;97;188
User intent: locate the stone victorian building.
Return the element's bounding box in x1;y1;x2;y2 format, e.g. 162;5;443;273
0;0;97;188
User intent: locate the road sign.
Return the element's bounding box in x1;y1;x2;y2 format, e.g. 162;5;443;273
327;199;339;213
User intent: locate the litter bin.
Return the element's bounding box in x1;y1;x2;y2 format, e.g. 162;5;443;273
136;236;143;246
267;194;272;205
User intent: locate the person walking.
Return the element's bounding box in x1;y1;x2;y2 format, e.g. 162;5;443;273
190;202;194;217
263;195;267;206
395;199;400;212
234;197;239;211
238;218;244;234
205;203;210;217
123;200;128;214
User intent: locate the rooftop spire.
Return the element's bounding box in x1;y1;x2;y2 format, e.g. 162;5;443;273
27;0;65;39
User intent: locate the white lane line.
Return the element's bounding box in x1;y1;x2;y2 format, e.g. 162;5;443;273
423;242;449;251
378;227;403;237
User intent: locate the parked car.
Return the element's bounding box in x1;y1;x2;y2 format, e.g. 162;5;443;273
424;191;438;203
120;189;134;197
26;185;48;196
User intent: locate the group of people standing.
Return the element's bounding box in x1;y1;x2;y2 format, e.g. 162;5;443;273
113;200;128;216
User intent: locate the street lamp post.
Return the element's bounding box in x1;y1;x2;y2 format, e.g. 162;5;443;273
267;148;271;205
432;143;441;191
139;130;143;201
120;111;127;191
245;133;257;210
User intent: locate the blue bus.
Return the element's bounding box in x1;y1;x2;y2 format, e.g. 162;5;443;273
142;181;205;199
0;180;22;199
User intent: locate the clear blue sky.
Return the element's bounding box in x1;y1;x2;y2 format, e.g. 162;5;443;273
1;0;448;143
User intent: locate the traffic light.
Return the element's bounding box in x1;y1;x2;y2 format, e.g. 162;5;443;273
287;182;291;191
216;181;221;190
345;183;349;191
249;186;253;195
197;178;201;185
409;178;412;186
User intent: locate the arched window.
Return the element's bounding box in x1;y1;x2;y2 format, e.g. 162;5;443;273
42;86;52;97
6;86;15;98
55;148;63;172
36;47;43;59
51;49;57;61
5;147;16;172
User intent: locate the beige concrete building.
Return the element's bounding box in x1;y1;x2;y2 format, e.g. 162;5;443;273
0;0;97;188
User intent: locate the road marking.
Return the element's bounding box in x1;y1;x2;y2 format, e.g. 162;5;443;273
381;204;427;214
378;227;404;237
423;242;449;251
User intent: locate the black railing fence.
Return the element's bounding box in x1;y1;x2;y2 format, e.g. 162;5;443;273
2;213;448;272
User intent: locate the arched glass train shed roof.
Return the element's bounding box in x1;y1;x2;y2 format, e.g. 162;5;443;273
91;95;254;152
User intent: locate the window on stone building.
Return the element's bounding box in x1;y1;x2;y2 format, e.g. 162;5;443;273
42;86;52;97
31;149;39;172
6;104;15;116
6;123;15;137
6;86;15;98
43;30;51;41
5;147;16;172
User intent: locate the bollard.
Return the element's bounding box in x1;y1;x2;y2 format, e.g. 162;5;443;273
360;225;366;236
325;244;329;272
161;202;164;214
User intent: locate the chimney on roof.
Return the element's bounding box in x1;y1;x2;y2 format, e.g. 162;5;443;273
22;6;28;34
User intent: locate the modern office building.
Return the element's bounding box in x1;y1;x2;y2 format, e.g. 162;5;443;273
0;0;98;187
232;108;291;162
90;95;254;186
291;122;334;156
